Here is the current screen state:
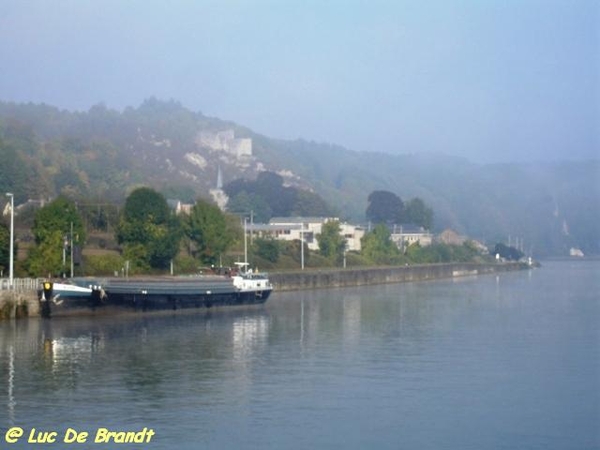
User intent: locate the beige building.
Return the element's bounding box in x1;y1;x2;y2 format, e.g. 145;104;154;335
167;199;194;215
436;229;489;254
390;225;433;249
437;229;467;245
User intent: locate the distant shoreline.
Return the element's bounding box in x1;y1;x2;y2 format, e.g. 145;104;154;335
0;262;530;319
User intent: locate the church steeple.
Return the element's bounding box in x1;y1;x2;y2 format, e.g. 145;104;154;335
210;165;229;211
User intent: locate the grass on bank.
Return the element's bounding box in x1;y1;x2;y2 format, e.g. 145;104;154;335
75;241;490;277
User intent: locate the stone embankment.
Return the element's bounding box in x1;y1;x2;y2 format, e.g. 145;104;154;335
0;289;39;319
268;262;528;292
0;262;528;319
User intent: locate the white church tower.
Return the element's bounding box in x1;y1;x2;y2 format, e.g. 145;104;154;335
210;165;229;211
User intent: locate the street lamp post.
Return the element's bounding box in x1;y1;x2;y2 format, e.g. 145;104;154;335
5;193;14;287
300;225;305;270
243;217;248;267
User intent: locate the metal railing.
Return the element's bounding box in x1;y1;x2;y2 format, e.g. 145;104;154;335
0;278;42;291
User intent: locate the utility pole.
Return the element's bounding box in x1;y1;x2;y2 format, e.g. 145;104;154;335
244;217;248;267
300;225;305;270
70;222;74;278
250;210;254;245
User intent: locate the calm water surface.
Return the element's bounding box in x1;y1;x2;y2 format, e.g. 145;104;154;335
1;260;599;449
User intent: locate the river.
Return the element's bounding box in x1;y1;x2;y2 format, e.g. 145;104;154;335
1;260;598;449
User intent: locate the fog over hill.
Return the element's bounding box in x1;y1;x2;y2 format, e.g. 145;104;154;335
0;99;598;257
1;2;596;164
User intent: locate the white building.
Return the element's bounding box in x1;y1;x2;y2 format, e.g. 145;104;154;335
246;217;365;252
339;222;366;252
268;217;332;251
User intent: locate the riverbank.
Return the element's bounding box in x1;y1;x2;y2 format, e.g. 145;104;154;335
0;289;39;319
268;261;529;292
0;262;529;319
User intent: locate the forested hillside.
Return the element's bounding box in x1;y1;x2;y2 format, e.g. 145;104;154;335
0;99;597;256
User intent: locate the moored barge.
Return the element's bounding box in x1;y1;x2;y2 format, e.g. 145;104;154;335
39;270;272;318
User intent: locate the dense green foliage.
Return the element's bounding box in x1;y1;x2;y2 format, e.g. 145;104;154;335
7;189;490;277
404;198;434;231
252;237;280;263
83;254;125;276
406;242;480;263
0;221;9;273
317;220;346;263
366;191;405;225
116;188;182;271
184;198;238;265
1;99;598;256
225;172;335;221
0;136;51;204
24;197;86;276
360;224;402;265
366;190;433;230
226;191;272;223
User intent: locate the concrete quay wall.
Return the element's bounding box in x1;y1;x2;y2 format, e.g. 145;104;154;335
0;263;527;319
0;289;39;319
269;262;527;292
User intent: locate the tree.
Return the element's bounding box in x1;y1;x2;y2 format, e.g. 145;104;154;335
292;190;335;217
25;231;65;277
0;221;9;274
317;220;346;264
366;191;405;225
116;187;182;270
25;197;85;276
224;171;334;220
360;223;400;264
252;237;280;263
227;191;273;223
254;172;296;217
405;197;434;230
185;198;237;265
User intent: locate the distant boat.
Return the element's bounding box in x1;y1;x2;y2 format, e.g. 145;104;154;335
569;248;584;257
39;269;273;318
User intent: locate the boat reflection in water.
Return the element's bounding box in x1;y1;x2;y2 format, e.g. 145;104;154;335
1;306;271;429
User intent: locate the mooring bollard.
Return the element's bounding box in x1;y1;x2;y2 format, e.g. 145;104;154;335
40;281;53;318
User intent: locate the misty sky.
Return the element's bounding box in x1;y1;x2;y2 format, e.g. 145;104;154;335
0;0;598;163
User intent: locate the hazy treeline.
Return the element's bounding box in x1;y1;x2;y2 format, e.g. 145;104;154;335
0;99;597;256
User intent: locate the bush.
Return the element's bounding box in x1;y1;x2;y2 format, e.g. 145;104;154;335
83;254;125;276
173;255;200;274
252;238;280;263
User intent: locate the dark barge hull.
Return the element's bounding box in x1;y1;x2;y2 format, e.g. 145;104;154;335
39;277;272;318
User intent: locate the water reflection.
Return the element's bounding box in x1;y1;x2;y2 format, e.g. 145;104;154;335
1;263;597;450
7;345;15;426
342;294;361;347
232;315;269;361
1;307;272;430
1;283;469;420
